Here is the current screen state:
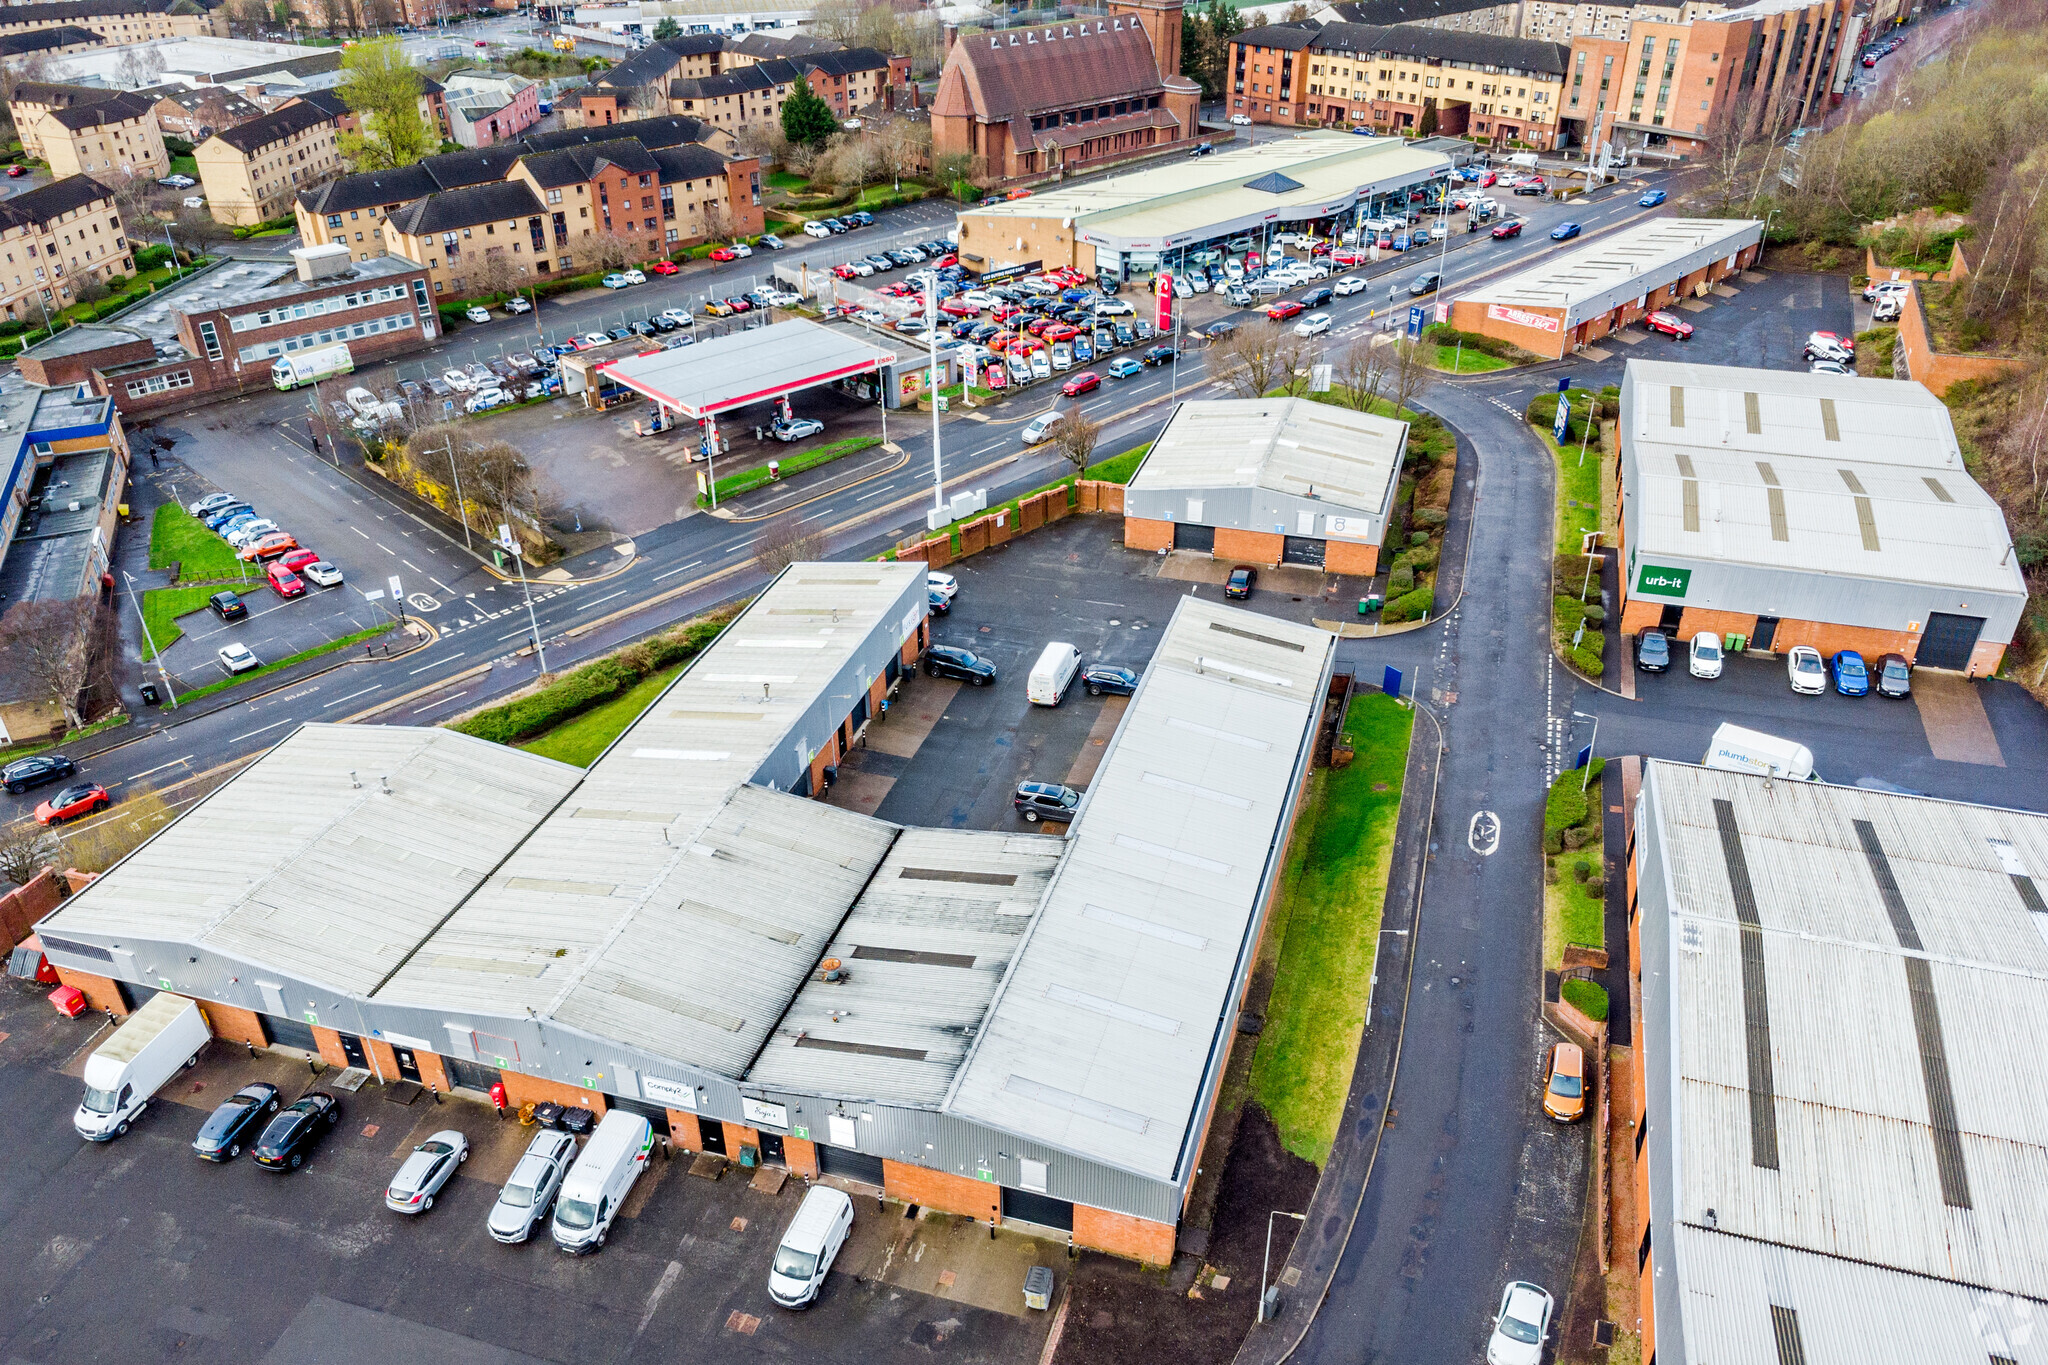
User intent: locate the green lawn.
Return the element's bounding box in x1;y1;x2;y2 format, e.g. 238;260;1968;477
766;170;810;191
1562;977;1609;1021
700;435;883;506
519;661;687;767
175;624;396;705
140;584;261;660
0;712;129;762
149;503;252;582
1250;692;1415;1165
1540;426;1608;557
1428;343;1510;373
168;154;198;179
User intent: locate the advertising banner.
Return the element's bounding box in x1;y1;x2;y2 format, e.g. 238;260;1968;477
1487;303;1561;333
1155;272;1174;333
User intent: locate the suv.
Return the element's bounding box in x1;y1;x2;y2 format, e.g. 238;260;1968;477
209;590;249;621
924;645;995;685
1013;781;1080;822
3;753;76;795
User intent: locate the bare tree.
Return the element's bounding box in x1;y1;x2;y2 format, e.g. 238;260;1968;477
1212;321;1292;397
0;599;96;730
877;119;930;190
0;824;59;889
754;511;825;574
1332;335;1391;413
0;52;58;105
1048;411;1102;476
113;44;167;90
570;230;639;271
466;250;523;299
1388;337;1430;414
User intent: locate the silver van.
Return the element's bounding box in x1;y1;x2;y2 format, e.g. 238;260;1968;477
769;1185;855;1308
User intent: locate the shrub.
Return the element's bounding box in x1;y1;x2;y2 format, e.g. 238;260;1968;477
1412;507;1447;529
1544;769;1590;835
1408;530;1429;547
1564;827;1588;851
1420;322;1529;361
1587;877;1605;898
452;610;734;745
1544;830;1564;855
1381;586;1433;623
1581;605;1605;627
1525;391;1596;443
1571;857;1590;879
1561;977;1609;1022
1386;564;1415;594
1570;643;1605;677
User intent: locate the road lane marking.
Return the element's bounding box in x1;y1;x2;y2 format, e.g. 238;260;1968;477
124;756;194;784
351;527;371;538
414;689;472;713
651;559;703;580
231;718;295;743
323;686;380;708
576;589;630;612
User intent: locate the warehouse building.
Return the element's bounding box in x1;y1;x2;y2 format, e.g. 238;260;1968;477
1627;761;2048;1365
1448;217;1762;358
1123;396;1406;575
37;564;1335;1265
1616;361;2026;675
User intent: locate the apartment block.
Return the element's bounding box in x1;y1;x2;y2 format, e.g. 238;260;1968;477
0;175;131;327
194;101;340;227
28;91;167;182
0;0;223;44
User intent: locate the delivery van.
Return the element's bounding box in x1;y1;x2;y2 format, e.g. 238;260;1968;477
1702;723;1819;782
551;1109;653;1253
75;992;209;1141
768;1185;855;1309
1027;642;1083;706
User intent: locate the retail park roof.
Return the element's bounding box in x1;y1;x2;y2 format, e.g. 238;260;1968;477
1460;218;1763;316
947;597;1333;1181
1639;762;2048;1304
600;318;897;419
37;725;581;997
1620;361;2025;597
1131;396;1407;516
749;828;1065;1107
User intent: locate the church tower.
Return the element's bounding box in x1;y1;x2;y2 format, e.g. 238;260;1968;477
1107;0;1185;84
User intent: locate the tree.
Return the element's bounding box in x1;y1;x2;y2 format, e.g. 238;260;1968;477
0;599;96;731
1333;335;1391;413
1048;411;1102;476
114;45;166;89
570;230;640;272
1388;336;1430;414
271;0;293;26
877;119;929;190
1417;99;1438;139
336;37;431;170
1212;321;1293;397
466;251;523;299
0;825;58;889
781;81;837;150
754;512;825;574
652;15;680;38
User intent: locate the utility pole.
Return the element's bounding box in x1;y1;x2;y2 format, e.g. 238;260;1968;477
443;439;471;551
122;570;177;710
927;273;943;517
498;522;547;674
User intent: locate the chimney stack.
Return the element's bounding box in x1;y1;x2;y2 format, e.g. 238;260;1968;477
943;23;958;57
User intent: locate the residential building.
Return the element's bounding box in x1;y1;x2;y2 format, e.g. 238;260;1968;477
194;101;340;226
282;80;452;146
146;84;263;141
380;180;552;298
931;6;1203;181
1318;0;1522;35
0;24;102;62
0;0;223;45
294;144;526;261
565;30;909;132
8;81;122;159
439;69;543;147
25;90;168;181
0;175;133;327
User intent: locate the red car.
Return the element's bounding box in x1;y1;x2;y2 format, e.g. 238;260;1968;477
991;303;1022;323
1044;324;1080;343
1061;371;1101;396
5;166;25;178
35;782;109;826
1005;189;1032;200
726;297;751;312
266;563;306;598
1266;300;1305;321
1491;220;1524;239
278;548;319;574
939;298;977;317
708;247;739;262
1480;171;1498;187
831;264;858;280
650;260;681;275
1025;317;1057;337
934;253;958;268
1643;310;1694;339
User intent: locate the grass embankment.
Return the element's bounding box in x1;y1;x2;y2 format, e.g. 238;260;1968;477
1426;343;1511;373
0;712;129;762
1542;759;1610;1020
698;435;883;506
149;503;254;582
1249;692;1415;1165
520;661;687;767
176;623;396;705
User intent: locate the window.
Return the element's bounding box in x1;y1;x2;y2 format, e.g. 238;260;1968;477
197;320;222;360
124;369;193;397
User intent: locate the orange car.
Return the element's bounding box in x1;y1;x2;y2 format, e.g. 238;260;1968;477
239;531;300;562
1541;1042;1586;1123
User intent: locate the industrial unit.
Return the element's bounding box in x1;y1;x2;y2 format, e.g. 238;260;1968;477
1627;762;2048;1365
1122;396;1407;574
1448;218;1763;358
1615;361;2026;675
38;564;1336;1265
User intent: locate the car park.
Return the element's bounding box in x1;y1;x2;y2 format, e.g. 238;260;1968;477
1487;1281;1554;1365
226;520;280;548
208;590;248;622
1643;310;1693;339
1831;649;1870;696
553;1110;653;1254
192;1082;281;1161
252;1092;340;1170
1549;221;1582;241
1224;565;1255;600
265;563;306;599
35;782;109;825
1635;628;1670;672
1080;663;1138;696
490;1129;577;1243
924;644;994;685
1540;1042;1585;1123
1491;219;1524;239
1013;781;1081;822
1786;644;1826;695
300;561;343;588
768;1184;855;1309
3;753;76;794
386;1130;469;1214
1688;631;1722;678
217;643;261;674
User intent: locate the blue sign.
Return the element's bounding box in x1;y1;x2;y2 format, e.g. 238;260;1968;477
1554;395;1571;443
1382;665;1403;697
1406;305;1424;340
1575;743;1594;770
1557;375;1574;393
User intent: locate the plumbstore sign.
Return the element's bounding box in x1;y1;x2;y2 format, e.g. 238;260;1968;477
1635;564;1693;598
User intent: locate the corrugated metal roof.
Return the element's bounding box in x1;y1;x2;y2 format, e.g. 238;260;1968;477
946;597;1333;1181
1643;762;2048;1303
600;319;897;419
1622;362;2025;596
40;724;581;996
1129;397;1407;516
747;827;1065;1105
1460;218;1762;312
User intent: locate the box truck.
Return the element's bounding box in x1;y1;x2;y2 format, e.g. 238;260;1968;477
271;343;354;390
74;992;209;1141
1702;723;1819;782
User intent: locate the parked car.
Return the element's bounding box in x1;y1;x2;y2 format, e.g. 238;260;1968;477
1487;1281;1554;1365
1643;310;1693;340
1688;631;1723;679
1634;628;1671;672
1540;1042;1585;1123
1831;649;1870;696
239;532;299;562
924;645;994;685
464;306;491;323
386;1130;469;1214
1229;113;1252;125
1637;188;1667;207
252;1092;341;1170
771;417;824;441
225;518;280;547
803;220;832;239
1013;781;1081;822
192;1082;281;1161
3;753;76;794
301;561;344;588
1786;644;1826;695
1080;663;1138;697
203;504;253;530
1549;221;1582;241
265;563;306;599
1810;360;1852;376
601;273;634;289
760;233;786;250
660;308;694;327
208;590;248;622
217;643;261;675
926;570;958;602
35;782;108;825
466;388;513;414
1804;334;1853;364
708;246;741;262
490;1129;577;1243
441;368;475;392
1061;370;1101;396
189;492;240;517
505;295;532;313
1224;565;1255;600
1874;652;1913;699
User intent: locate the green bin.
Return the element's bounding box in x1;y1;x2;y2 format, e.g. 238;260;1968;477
1361;594;1383;615
1726;633;1746;653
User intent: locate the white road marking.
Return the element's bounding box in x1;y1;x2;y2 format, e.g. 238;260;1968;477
124;756;194;784
651;559;703;580
414;689;471;713
231;718;295;743
575;589;629;612
351;527;371;539
323;686;381;708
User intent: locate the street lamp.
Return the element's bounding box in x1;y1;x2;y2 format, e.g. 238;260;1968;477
121;570;177;710
497;522;548;675
1258;1211;1307;1324
1571;709;1601;792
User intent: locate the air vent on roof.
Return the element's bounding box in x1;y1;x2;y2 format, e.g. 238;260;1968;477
1206;620;1305;652
898;867;1018;886
852;945;978;969
794;1035;927;1061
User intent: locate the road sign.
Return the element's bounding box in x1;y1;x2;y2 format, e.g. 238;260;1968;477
1557;375;1573;392
1406;305;1424;339
1554;395;1571;442
361;589;386;602
387;575;403;600
1382;665;1403;697
1309;364;1332;393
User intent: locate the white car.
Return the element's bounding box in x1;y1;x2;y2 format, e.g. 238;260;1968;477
659;308;694;327
725;244;751;260
1787;645;1826;694
961;291;999;309
465;306;490;323
1294;313;1332;337
301;561;343;588
803;220;832;238
188;492;239;517
489;1129;576;1244
505;295;532;314
578;332;611;348
1486;1281;1553;1365
217;643;260;675
1334;275;1368;296
441;368;475;393
464;363;494;387
771;417;824;441
602;273;634;289
466;388;512;413
1095;298;1134;316
1188;273;1211;293
385;1130;468;1215
1810;360;1852;375
1229;113;1252;125
1021;411;1062;444
225;519;279;548
182;195;205;209
927;570;958;601
1689;631;1723;679
344;385;380;415
157;173;196;188
622;267;647;283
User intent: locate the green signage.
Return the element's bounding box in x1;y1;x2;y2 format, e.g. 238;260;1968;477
1635;564;1692;598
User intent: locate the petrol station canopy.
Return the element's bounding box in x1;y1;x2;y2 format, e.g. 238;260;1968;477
599;318;898;420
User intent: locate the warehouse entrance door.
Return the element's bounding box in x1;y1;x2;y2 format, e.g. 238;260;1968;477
1751;616;1778;650
1281;535;1325;567
1918;613;1986;671
1173;522;1214;552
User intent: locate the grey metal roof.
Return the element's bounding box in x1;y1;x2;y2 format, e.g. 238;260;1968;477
946;597;1334;1181
1460;218;1763;314
38;724;582;997
1640;762;2048;1304
1130;396;1407;518
747;828;1065;1106
1620;361;2026;598
601;319;897;419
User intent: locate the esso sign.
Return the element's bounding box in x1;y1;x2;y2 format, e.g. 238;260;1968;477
1155;271;1174;332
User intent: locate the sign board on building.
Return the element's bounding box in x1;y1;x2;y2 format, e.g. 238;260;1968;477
1635;564;1693;597
741;1097;790;1130
973;260;1043;287
1155;272;1174;333
642;1074;696;1109
1487;303;1561;333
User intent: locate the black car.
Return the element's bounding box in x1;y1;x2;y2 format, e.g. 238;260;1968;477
1014;781;1081;822
1301;286;1334;307
650;314;680;332
928;587;952;615
1080;664;1138;697
1635;628;1671;672
3;753;76;794
1096;275;1122;294
608;326;632;342
193;1082;280;1162
1874;652;1913;698
253;1092;341;1170
1225;565;1256;600
1409;272;1443;295
924;645;995;686
629;319;656;337
1206;319;1238;340
1141;345;1178;366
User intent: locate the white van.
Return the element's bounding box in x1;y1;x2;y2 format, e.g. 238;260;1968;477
551;1110;653;1253
74;993;209;1141
1028;641;1082;706
1702;722;1819;782
769;1185;855;1309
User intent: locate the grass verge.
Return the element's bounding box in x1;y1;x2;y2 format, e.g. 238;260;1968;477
1562;977;1609;1021
519;661;687;767
697;435;882;507
1541;760;1607;970
140;584;265;660
0;712;129;761
149;503;254;582
453;609;737;745
1426;343;1511;373
889;444;1152;555
174;623;395;706
1249;692;1415;1165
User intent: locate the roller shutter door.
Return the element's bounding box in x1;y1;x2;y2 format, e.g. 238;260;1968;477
1281;535;1326;567
1917;613;1985;671
265;1013;317;1051
445;1058;502;1094
1173;522;1214;551
1001;1186;1074;1231
816;1145;885;1184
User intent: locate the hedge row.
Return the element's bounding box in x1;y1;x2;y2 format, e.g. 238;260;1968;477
1420;322;1528;361
451;610;735;746
1380;586;1433;623
1543;756;1607;836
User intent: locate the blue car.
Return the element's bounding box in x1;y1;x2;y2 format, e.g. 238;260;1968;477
1550;222;1583;241
1831;650;1870;696
1638;189;1667;208
1107;356;1143;378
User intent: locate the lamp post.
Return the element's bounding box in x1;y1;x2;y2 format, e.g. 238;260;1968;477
122;570;176;710
1258;1211;1307;1324
1572;709;1601;792
927;273;944;518
443;439;471;552
497;522;548;675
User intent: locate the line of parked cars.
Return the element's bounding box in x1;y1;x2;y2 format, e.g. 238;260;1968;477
3;749;110;826
186;490;344;675
1634;626;1913;698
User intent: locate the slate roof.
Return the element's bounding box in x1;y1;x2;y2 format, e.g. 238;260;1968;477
649;143;730;183
671;59;796;101
1309;21;1570;74
1230;21;1323;50
593;33;723;90
386;178;541;236
154;86;263;120
7;81;121;110
209;100;333;154
285;88;351;119
519;137;660;188
933;17;1166;124
44;90;154;130
0;174;111;231
1324;0;1519;23
0;0;183;22
0;26;100;55
801;47;893;77
523;114;711;153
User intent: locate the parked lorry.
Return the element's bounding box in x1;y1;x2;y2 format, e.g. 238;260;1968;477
272;343;354;391
74;992;209;1141
1702;722;1819;782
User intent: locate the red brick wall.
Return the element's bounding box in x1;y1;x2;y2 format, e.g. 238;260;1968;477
727;1123;762;1157
203;1002;267;1048
784;1136;820;1177
500;1070;609;1115
1214;527;1283;565
667;1109;702;1151
0;867;63;946
1124;516;1172;551
309;1025;351;1069
1449;298;1567;359
884;1158;1001;1222
414;1049;451;1095
54;965;128;1015
1072;1204;1175;1265
1323;538;1378;577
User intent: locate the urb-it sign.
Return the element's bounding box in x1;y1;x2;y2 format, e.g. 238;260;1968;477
1486;303;1560;333
1635;565;1692;597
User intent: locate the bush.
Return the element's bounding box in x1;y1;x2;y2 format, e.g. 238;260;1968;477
1412;507;1447;528
1570;642;1605;677
1420;322;1528;361
1581;605;1605;627
1564;827;1588;851
1587;877;1605;898
1571;856;1590;879
451;612;732;745
1407;530;1429;547
1544;831;1564;855
1387;564;1415;594
1561;977;1609;1022
1544;769;1590;835
1381;586;1433;623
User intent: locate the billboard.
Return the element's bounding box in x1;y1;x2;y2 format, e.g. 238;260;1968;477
1156;272;1174;333
1487;303;1562;333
